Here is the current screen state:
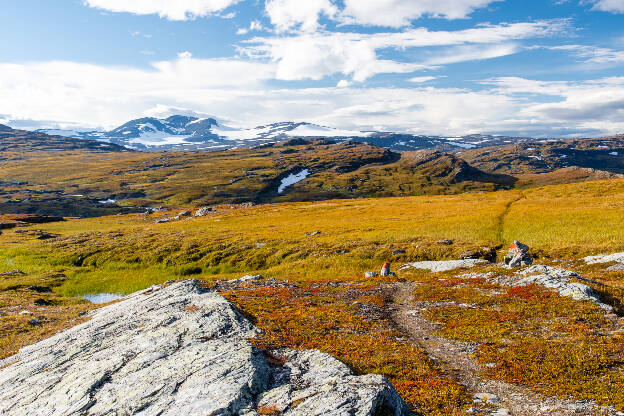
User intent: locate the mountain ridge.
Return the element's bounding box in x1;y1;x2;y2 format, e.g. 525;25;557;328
0;124;130;153
34;115;541;152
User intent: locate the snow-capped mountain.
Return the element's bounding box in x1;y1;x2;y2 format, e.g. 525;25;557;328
37;115;539;152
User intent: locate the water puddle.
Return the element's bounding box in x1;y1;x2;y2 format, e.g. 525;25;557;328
82;293;123;304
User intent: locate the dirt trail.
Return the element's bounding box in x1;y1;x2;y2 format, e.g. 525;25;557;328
494;193;525;244
390;282;613;416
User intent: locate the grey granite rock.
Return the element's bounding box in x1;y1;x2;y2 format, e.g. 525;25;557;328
584;252;624;265
514;265;610;310
0;280;410;416
400;259;487;273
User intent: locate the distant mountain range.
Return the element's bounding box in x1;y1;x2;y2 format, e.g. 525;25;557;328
36;115;541;152
0;123;128;153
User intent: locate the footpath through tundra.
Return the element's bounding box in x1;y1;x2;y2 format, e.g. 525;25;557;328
3;179;624;414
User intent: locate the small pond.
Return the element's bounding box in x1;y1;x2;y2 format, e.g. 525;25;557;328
82;293;123;304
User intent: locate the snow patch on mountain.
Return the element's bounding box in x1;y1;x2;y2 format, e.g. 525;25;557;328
34;115;543;152
285;124;371;138
278;169;310;193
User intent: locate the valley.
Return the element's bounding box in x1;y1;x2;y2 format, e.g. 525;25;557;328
1;123;623;218
2;177;624;414
2;123;624;415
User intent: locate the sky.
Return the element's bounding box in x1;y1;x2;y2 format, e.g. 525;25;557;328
0;0;623;137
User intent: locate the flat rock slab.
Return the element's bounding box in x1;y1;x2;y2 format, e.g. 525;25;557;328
400;259;487;273
0;280;409;416
584;252;624;265
511;265;609;310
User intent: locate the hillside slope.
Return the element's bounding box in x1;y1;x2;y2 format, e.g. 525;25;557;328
2;179;624;414
0;140;512;216
460;135;624;176
0;124;129;153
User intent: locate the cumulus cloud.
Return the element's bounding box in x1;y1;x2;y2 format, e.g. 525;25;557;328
481;76;624;132
237;20;264;35
262;0;503;30
83;0;241;20
587;0;624;13
241;20;568;82
265;0;338;32
2;54;624;137
0;57;275;128
340;0;503;27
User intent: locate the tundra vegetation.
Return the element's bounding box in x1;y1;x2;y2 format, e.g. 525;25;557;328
2;178;624;414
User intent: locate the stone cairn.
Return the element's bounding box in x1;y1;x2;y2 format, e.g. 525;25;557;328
504;240;533;268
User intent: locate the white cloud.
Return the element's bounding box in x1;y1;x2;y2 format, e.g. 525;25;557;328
83;0;241;20
262;0;504;30
425;43;520;64
245;33;429;81
409;76;438;82
0;57;275;128
588;0;624;13
340;0;503;27
237;20;264;35
549;44;624;63
2;54;623;138
241;20;568;82
337;80;351;87
265;0;338;32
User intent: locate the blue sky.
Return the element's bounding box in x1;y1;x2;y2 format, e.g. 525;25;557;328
0;0;623;137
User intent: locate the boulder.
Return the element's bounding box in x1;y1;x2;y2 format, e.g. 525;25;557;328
504;240;533;268
364;271;379;278
194;206;214;217
237;274;265;282
176;210;192;219
0;280;410;416
461;247;498;263
0;269;25;277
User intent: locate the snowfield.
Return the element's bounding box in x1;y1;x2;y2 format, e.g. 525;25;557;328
278;169;310;193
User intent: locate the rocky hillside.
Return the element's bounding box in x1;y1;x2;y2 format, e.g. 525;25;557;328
2;126;624;216
0;280;409;416
287;150;515;200
0;140;512;217
0;124;129;153
459;135;624;176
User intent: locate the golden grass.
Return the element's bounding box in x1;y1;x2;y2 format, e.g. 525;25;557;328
2;179;624;296
2;178;624;411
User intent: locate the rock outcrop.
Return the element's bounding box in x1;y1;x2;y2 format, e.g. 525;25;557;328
584;252;624;265
499;265;611;310
0;280;409;416
400;259;487;273
194;206;214;217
